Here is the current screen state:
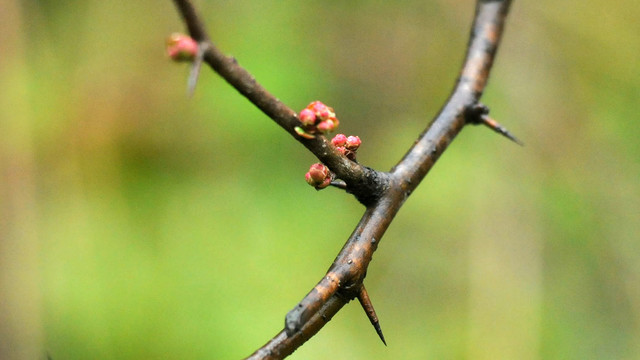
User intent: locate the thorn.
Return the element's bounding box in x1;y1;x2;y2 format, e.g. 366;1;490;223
357;285;387;346
187;43;208;97
481;115;524;146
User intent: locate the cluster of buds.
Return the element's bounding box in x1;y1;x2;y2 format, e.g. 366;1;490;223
166;33;198;62
305;163;332;190
295;101;340;139
331;134;361;161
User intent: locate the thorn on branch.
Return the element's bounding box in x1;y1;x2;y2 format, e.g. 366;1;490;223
465;103;523;146
481;114;524;146
357;285;387;346
186;42;208;97
166;33;208;97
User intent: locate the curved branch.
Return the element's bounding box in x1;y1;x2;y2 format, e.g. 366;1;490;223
246;296;347;360
249;1;513;357
392;0;513;185
171;0;387;205
169;0;513;359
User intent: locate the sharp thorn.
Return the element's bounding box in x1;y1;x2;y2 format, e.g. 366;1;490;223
357;285;387;346
187;43;207;97
481;115;524;146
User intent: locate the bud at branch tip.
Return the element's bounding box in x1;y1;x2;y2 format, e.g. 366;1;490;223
166;33;198;62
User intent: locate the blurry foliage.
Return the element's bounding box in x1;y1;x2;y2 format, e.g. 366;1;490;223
1;0;639;359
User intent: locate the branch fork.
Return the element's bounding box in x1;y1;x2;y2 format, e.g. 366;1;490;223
169;0;516;358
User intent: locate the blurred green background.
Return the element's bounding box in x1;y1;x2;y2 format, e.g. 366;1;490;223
1;0;639;359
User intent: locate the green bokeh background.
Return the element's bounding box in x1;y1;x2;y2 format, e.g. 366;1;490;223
2;1;639;359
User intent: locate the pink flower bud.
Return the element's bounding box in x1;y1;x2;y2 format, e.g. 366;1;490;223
305;163;331;188
166;33;198;62
307;101;336;121
308;163;329;180
298;108;316;126
332;134;347;147
317;176;332;189
305;172;315;186
316;119;337;133
345;135;361;150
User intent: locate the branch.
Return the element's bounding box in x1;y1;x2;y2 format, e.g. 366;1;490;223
169;0;514;358
171;0;387;206
392;0;513;185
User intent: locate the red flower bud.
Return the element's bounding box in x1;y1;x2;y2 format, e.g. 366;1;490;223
332;134;347;147
299;101;340;135
166;33;198;62
298;108;317;126
345;135;361;150
317;176;332;189
305;163;331;189
317;119;337;133
307;101;336;121
308;163;329;180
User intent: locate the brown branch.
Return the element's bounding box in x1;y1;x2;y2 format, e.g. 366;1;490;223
171;0;388;206
170;0;514;359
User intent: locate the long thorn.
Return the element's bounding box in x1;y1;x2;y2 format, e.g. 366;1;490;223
187;42;208;97
357;285;386;346
481;115;524;146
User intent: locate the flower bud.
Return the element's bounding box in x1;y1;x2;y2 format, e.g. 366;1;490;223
316;119;337;133
307;101;336;121
305;163;331;189
345;135;361;150
316;176;332;189
166;33;198;62
298;108;317;126
331;134;347;147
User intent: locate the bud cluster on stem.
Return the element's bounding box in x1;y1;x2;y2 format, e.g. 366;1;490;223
295;101;340;139
332;134;361;161
303;133;361;190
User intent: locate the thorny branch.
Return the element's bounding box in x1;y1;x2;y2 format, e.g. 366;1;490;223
170;0;514;359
